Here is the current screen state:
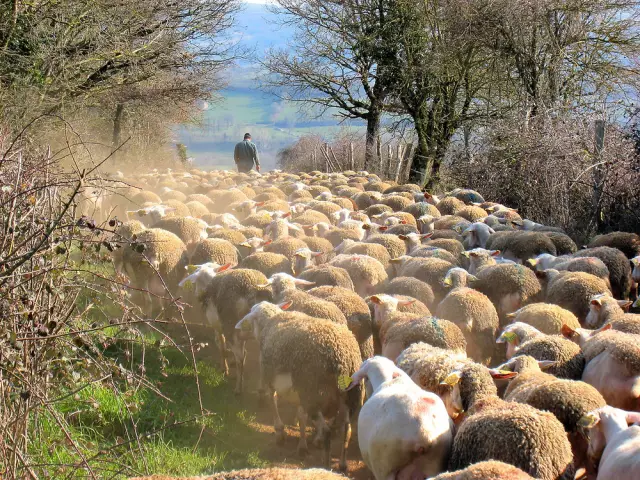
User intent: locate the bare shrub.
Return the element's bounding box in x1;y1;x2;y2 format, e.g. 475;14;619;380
0;126;205;478
442;115;640;242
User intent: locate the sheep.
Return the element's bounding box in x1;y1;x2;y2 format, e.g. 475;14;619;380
236;302;362;470
543;231;578;255
437;268;499;365
506;303;581;335
587;231;640;259
463;248;500;274
441;362;575;480
574;329;640;410
208;228;247;246
189;238;239;267
573;246;632;300
396;343;469;414
496;322;545;359
427;461;535;480
528;254;611;286
184;200;210;218
344;357;454;480
334;239;391;269
500;355;606;475
403;201;441;220
364;233;407;259
328;254;388;298
293;209;331;226
471;263;543;319
541;270;611;322
381;312;467;362
129;470;344;480
122;228;188;315
584;293;638;330
436;197;466;216
262;273;348;326
457;205;487;222
497;231;558;263
389;256;453;303
292;247;325;276
309;285;374;359
111;219;146;274
239;252;293;277
188;267;271;392
578;406;640;480
380;276;436;310
434;215;470;231
126;204;176;227
263;237;309;261
513;334;585;380
298;264;355;290
461;223;494;249
151;216;208;255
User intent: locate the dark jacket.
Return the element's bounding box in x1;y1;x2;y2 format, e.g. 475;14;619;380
234;140;259;171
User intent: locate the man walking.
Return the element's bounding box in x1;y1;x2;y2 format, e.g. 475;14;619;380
234;133;260;173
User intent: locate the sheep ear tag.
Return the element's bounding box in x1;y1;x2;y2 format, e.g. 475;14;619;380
186;264;198;274
501;331;518;343
441;372;461;387
240;320;252;332
338;375;352;391
578;413;599;429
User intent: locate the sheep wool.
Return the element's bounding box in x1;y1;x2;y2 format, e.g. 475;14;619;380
514;335;585;380
508;303;581;335
430;460;535;480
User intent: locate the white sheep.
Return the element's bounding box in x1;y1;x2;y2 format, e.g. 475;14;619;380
346;356;453;480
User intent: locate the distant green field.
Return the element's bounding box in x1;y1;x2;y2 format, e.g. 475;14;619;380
177;87;364;170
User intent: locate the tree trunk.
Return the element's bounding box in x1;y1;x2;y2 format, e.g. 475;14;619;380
364;111;381;172
111;103;124;165
408;116;431;186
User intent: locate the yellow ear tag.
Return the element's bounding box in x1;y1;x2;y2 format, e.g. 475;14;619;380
182;280;193;291
441;371;461;387
186;265;198;274
443;277;452;286
501;331;518;343
578;413;599;429
338;375;352;391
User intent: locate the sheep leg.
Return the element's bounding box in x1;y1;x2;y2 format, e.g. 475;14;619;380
271;390;285;445
214;330;229;376
297;405;309;457
229;334;246;395
337;402;351;472
312;413;332;467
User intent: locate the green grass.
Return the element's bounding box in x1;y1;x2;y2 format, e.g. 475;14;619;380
27;333;269;479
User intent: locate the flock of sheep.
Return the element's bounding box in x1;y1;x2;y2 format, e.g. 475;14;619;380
87;167;640;480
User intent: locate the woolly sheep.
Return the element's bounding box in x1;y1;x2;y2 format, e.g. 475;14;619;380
389;256;453;303
428;461;534;480
345;357;454;480
441;363;575;480
541;270;611;322
239;252;293;277
437;268;499;365
506;303;581;335
436;197;466;216
129;470;346;479
335;239;391;269
298;264;355;290
471;263;543;319
380;276;436;310
329;254;388;297
587;231;640;259
364;233;407;258
513;334;585;380
573;246;632;300
236;302;362;469
584;294;638;329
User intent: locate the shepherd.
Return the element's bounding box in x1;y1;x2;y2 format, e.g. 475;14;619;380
234;133;261;173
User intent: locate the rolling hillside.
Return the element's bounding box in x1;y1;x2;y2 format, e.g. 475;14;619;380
177;3;364;170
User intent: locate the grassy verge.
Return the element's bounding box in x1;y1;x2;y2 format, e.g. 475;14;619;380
28;332;269;479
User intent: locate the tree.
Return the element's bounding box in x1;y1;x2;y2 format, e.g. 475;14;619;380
382;0;494;186
263;0;395;171
0;0;240;153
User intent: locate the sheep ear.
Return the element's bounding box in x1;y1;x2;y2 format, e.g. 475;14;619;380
526;258;538;267
362;224;371;230
505;312;517;319
461;251;470;258
442;277;452;287
561;324;577;338
535;270;547;279
538;360;557;371
597;323;613;333
490;250;501;257
618;300;633;311
398;298;416;307
279;300;293;310
255;201;266;207
185;264;198;274
293;278;315;287
239;242;251;248
378;226;388;232
216;263;233;273
311;251;323;257
497;331;517;344
369;295;382;305
591;298;603;307
398;235;408;240
489;369;518;380
282;212;291;218
263;239;273;246
467;274;479;283
420;233;434;239
625;411;640;424
389;258;403;264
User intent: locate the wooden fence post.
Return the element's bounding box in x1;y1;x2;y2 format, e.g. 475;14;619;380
350;142;354;170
